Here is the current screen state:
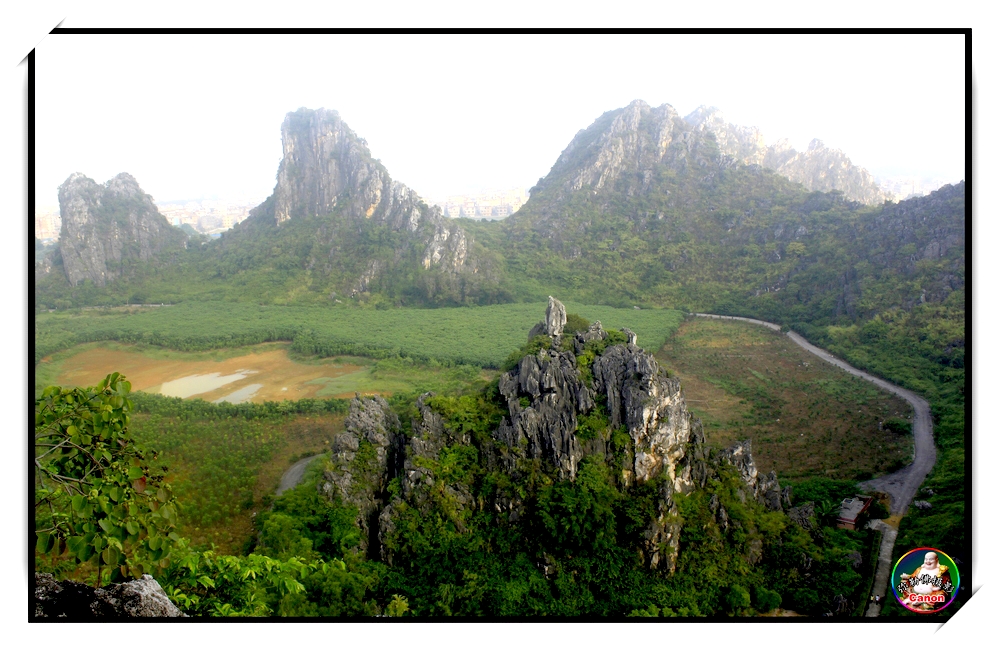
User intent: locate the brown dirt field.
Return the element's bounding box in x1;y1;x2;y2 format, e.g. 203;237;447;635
52;346;365;403
656;318;913;482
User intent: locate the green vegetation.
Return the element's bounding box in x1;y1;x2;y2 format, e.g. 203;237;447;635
35;328;887;617
35;301;684;369
657;318;912;481
34;374;179;586
128;399;345;552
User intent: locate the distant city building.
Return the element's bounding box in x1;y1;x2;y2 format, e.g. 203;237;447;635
34;210;61;241
431;187;528;221
155;196;264;235
877;176;958;203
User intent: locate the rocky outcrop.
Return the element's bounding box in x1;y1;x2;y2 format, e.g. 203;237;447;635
272;108;427;233
764;138;888;205
248;108;475;290
586;333;710;571
716;439;785;512
592;342;706;489
495;347;595;481
545;295;567;337
56;172;186;287
377;393;475;564
530;100;887;206
685;106;889;205
319;301;782;576
321;394;403;557
33;572;186;618
539;100;684;199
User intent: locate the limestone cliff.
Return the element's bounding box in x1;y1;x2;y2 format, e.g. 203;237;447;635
56;173;186;287
685;106;889;204
240;108;479;296
320;394;403;557
526;100;887;207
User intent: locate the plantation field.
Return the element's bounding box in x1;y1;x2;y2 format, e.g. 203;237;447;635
655;317;913;481
34;301;684;368
36;342;490;403
131;409;342;553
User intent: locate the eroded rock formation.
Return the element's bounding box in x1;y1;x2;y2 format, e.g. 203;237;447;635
56;172;186;287
685;106;889;204
244;108;478;294
321;394;403;556
319;299;785;574
530;100;888;206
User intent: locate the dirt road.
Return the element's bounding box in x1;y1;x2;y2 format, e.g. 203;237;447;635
693;313;937;618
276;453;326;496
692;313;935;513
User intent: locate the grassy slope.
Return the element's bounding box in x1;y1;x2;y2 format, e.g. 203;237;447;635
656;318;913;481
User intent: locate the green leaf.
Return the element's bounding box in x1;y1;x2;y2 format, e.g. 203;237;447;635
125;521;139;535
98;518;113;533
102;546;120;566
35;532;54;554
197;575;216;589
76;544;94;562
71;495;87;513
128;466;144;480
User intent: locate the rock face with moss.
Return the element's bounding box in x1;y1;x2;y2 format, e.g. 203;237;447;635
321;299;784;574
243;107;480;295
55;172;186;287
321;394;403;556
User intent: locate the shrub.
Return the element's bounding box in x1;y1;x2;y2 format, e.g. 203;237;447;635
883;417;911;436
564;313;590;335
754;586;781;612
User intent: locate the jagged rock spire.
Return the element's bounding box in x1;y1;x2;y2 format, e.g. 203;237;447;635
545;296;567;336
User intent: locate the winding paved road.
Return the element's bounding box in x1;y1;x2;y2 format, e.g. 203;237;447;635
692;314;936;617
276;453;326;496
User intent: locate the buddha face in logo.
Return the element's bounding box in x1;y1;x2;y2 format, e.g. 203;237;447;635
899;551;950;610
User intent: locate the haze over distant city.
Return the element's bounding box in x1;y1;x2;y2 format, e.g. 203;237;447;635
35;33;964;213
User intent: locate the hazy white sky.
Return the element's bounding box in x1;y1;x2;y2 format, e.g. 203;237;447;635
35;32;965;208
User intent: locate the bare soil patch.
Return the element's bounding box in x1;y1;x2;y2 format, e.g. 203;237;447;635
51;345;365;403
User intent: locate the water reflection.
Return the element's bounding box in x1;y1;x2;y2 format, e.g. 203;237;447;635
213;383;264;404
159;370;255;398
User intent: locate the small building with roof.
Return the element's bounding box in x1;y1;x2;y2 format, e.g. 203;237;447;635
837;495;874;530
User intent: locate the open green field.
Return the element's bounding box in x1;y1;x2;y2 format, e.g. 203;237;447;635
656;317;913;482
35;301;684;368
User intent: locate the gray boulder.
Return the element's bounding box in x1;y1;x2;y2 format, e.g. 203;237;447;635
34;573;185;618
